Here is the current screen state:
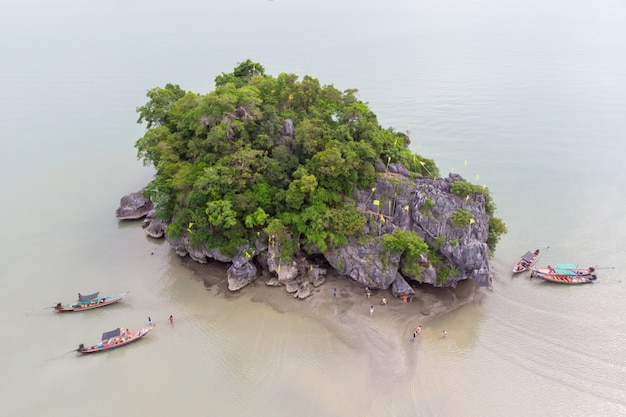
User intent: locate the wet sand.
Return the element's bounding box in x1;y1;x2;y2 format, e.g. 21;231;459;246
183;258;481;379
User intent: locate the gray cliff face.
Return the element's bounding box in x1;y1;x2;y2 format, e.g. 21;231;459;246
117;165;492;295
342;166;491;292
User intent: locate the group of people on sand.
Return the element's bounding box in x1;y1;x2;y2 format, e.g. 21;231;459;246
334;286;450;338
402;294;414;304
360;287;418;317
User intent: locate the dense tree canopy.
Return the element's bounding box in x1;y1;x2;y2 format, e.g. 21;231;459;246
135;61;450;257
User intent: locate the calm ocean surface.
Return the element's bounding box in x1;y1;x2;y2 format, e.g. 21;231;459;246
1;1;624;416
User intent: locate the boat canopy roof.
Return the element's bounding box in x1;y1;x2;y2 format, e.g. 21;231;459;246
102;328;121;340
521;251;536;261
78;292;99;302
554;264;577;275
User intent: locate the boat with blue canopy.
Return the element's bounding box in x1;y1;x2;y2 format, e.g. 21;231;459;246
54;291;129;312
530;264;597;284
530;264;594;277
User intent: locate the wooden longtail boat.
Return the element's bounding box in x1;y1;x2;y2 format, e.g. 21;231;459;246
76;324;155;354
54;291;129;312
530;264;595;278
535;273;597;285
512;249;541;274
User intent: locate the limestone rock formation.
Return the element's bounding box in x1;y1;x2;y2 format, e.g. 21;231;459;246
142;209;166;238
117;165;492;296
115;190;153;220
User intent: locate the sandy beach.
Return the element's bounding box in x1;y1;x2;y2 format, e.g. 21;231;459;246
184;258;482;380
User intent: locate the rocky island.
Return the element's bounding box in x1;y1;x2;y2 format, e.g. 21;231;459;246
117;60;507;306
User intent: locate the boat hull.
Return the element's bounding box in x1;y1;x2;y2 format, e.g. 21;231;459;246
530;264;595;278
77;325;154;354
535;273;596;284
55;292;128;312
512;250;540;274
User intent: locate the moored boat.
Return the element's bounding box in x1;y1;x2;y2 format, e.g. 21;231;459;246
76;324;155;354
535;272;597;285
512;249;541;274
54;291;129;312
530;264;595;278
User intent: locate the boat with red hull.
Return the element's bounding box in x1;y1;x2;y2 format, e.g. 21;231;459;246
536;273;597;285
54;291;128;312
76;324;155;354
531;263;597;284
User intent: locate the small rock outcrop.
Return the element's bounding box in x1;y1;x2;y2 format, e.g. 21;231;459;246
142;209;166;238
115;190;153;220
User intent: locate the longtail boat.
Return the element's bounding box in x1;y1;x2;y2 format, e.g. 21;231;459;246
54;291;129;312
76;324;155;354
530;264;595;278
512;249;541;274
535;273;597;285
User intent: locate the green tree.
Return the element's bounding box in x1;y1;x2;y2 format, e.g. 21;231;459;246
215;59;265;87
245;208;269;229
206;200;238;230
136;83;186;129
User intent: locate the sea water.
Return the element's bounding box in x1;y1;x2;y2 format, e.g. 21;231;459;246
1;1;624;416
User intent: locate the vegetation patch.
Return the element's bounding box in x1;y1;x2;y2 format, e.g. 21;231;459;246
134;59;506;263
451;209;473;227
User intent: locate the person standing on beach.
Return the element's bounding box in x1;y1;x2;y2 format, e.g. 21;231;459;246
411;330;417;342
333;288;337;298
369;305;374;317
442;330;447;337
169;315;174;324
416;325;421;335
